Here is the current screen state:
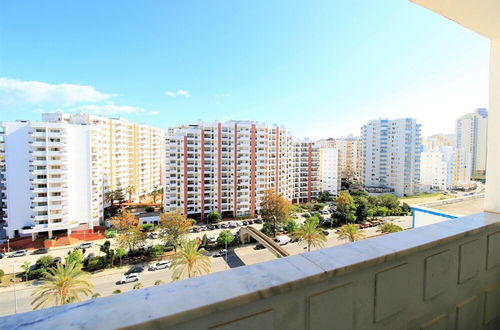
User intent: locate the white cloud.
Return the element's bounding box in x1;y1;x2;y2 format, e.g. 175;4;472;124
0;77;113;107
165;89;190;97
148;110;160;115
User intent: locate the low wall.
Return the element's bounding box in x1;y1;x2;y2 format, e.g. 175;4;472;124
3;212;500;329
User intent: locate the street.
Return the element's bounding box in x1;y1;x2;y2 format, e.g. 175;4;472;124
0;216;412;316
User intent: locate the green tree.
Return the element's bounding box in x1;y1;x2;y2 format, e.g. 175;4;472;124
354;196;369;222
293;221;327;252
65;250;84;266
36;255;55;268
30;262;93;310
200;234;208;249
217;230;235;247
0;269;4;281
317;191;332;202
151;185;162;204
207;211;222;223
21;261;32;282
86;257;106;271
115;248;127;267
99;240;115;266
104;190;115;206
374;206;389;217
337;224;365;242
261;222;274;237
171;240;211;280
125;185;135;202
335;191;357;223
285;219;298;233
377;194;400;210
378;223;403;234
113;182;126;205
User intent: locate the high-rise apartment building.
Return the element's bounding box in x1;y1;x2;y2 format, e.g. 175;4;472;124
334;136;362;181
422;134;455;151
318;148;339;196
164;121;319;219
0;112;163;239
456;108;487;178
361;118;422;196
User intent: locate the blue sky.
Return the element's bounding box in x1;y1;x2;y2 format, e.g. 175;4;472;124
0;0;490;139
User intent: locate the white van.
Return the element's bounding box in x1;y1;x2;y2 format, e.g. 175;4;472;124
274;235;291;246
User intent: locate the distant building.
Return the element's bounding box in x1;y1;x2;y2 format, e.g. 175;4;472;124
456;108;487;178
361;118;422;196
422;134;455;151
419;146;471;191
0;113;163;239
164;121;320;220
318;148;339;196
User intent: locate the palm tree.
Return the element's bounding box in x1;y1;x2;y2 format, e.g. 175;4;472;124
293;221;327;252
21;261;31;282
125;185;135;202
378;223;403;234
171;240;211;280
104;190;115;206
337;224;365;243
151;185;162;204
30;261;94;310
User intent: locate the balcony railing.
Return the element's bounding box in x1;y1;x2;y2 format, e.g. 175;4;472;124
4;212;500;328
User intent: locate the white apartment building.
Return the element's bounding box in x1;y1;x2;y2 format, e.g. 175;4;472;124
361;118;422;196
456;108;487;177
0;113;164;239
318;148;339;196
422;134;455;151
334;137;362;181
293;140;320;203
164;121;319;220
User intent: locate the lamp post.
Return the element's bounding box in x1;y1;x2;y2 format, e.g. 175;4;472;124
224;239;228;271
12;264;18;314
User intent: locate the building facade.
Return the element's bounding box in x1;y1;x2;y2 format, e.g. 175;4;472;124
164;121;319;219
318;148;339;196
456;108;487;178
361;118;422;196
0;113;163;239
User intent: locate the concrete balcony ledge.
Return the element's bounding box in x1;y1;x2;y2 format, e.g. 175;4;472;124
4;212;500;329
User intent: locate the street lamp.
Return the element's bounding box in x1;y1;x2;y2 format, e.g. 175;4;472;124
224;239;228;271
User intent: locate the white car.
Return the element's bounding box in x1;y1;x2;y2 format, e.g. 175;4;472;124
118;273;141;284
208;236;217;244
9;250;27;258
149;260;171;271
76;242;93;249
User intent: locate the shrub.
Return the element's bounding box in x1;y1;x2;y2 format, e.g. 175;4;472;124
86;257;105;271
313;203;326;211
65;250;84;265
145;206;155;213
28;268;47;280
261;222;274;237
0;269;4;279
149;245;165;257
285;219;298;233
112;289;121;294
36;255;55;268
207;211;222;223
141;223;154;232
104;229;117;238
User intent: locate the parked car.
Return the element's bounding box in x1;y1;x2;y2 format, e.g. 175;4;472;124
148;232;159;239
254;243;265;250
247;219;254;225
359;223;370;229
85;252;95;260
274;235;291;246
32;248;49;255
254;219;263;224
208;236;217;244
118;273;141;284
9;250;27;258
193;227;202;232
76;242;93;249
54;257;62;264
125;266;145;275
0;252;4;259
199;226;208;231
213;249;228;257
228;221;237;228
148;260;171;271
242;220;249;226
322;230;330;236
221;223;230;228
207;224;216;230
